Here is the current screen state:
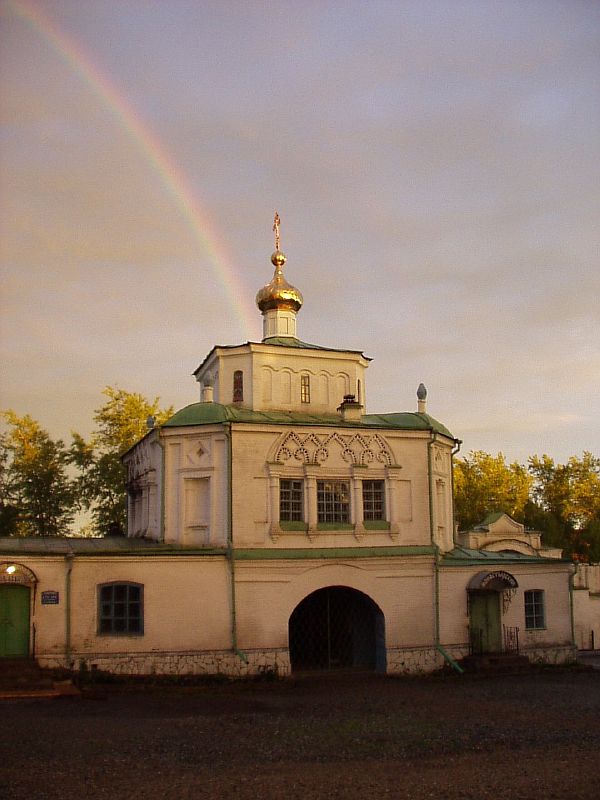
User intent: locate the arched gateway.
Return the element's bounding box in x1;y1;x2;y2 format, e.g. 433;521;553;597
288;586;386;672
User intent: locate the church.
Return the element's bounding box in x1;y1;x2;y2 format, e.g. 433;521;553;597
0;218;580;674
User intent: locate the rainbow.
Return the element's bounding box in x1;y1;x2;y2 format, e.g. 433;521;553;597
7;0;260;339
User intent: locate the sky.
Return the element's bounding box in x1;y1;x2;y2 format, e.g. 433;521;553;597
1;0;599;465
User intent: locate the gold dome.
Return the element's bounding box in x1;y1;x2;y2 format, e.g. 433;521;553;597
256;250;303;313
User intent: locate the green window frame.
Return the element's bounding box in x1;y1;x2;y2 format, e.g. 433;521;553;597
98;582;143;635
524;589;545;630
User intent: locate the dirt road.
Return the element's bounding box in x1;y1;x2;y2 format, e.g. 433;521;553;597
1;669;598;799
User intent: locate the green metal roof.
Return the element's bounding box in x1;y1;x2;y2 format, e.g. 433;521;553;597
441;545;570;566
163;402;454;437
261;336;369;356
235;546;435;560
0;538;434;560
0;537;226;557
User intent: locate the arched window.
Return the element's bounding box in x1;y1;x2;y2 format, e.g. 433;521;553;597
233;370;243;403
98;582;143;635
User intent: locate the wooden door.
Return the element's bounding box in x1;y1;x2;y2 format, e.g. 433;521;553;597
0;585;30;657
469;591;502;654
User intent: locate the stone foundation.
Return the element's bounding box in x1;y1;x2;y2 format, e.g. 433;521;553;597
38;642;574;677
38;648;291;677
521;644;577;666
385;646;440;674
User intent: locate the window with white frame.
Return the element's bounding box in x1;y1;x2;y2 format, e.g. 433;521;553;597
98;582;143;635
317;480;350;523
524;589;545;630
300;374;310;403
362;480;385;521
280;479;304;521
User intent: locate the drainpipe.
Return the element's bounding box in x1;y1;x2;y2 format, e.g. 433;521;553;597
224;422;248;664
568;562;577;656
434;543;464;675
64;551;74;669
450;438;462;546
427;432;437;547
156;430;166;541
428;431;464;674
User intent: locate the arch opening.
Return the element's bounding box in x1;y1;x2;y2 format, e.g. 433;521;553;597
288;586;386;672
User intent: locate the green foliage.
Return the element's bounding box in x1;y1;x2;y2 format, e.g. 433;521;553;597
528;452;600;561
70;387;173;537
453;451;532;532
0;412;76;536
454;449;600;562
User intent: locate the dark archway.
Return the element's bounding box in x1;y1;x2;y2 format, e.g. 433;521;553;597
288;586;386;672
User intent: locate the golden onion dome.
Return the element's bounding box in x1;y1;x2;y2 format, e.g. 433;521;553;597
255;250;303;313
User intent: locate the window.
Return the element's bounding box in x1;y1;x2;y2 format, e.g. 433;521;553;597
524;590;545;630
98;583;143;635
362;480;385;521
300;374;310;403
317;480;350;524
233;370;243;403
280;479;304;521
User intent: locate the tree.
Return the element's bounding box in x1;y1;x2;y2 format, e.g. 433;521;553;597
453;450;532;531
71;387;173;536
0;412;75;536
529;452;600;561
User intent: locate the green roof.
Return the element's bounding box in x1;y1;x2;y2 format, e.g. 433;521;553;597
0;537;225;556
441;545;570;566
163;402;454;437
261;336;368;356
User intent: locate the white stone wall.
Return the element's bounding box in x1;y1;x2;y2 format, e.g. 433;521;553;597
439;563;574;652
573;563;600;649
231;425;438;550
123;431;163;540
162;426;229;546
196;342;369;415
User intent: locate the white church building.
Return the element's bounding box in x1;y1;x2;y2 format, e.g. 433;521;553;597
0;225;583;674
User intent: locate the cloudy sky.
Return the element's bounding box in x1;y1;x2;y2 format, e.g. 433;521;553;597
1;0;599;464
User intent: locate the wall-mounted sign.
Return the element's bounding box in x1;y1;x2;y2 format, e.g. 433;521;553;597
468;570;519;591
41;591;60;605
481;571;518;589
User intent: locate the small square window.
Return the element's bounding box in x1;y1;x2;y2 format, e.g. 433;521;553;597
98;583;144;635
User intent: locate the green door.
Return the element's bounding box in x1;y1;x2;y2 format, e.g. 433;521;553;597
469;591;502;654
0;585;30;657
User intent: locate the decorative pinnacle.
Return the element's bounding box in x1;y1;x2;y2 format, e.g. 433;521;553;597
273;211;281;252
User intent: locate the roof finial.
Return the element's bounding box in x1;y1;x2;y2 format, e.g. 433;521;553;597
273;211;281;252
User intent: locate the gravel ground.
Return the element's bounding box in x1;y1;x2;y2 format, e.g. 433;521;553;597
1;669;599;800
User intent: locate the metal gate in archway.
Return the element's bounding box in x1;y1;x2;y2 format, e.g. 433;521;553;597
288;586;386;672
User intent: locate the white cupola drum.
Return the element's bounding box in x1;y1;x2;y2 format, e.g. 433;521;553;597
255;211;303;340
